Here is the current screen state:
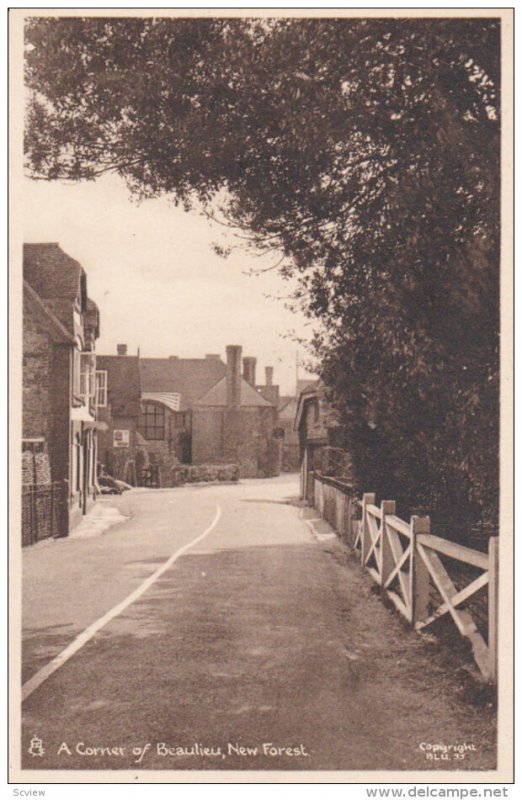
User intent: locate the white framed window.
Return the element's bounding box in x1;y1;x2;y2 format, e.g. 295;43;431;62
95;370;108;407
73;347;81;398
79;353;96;401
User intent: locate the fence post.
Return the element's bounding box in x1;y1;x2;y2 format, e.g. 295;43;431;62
361;492;376;566
411;515;431;625
30;484;37;545
379;500;396;587
60;479;70;538
345;496;353;546
488;537;499;683
50;482;55;538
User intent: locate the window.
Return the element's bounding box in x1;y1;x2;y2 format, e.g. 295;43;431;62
75;351;96;402
95;370;107;407
73;348;81;398
79;353;96;400
138;403;165;441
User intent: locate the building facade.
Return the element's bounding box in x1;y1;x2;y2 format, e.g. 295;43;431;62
23;243;100;534
192;345;280;478
96;344;282;483
294;382;351;503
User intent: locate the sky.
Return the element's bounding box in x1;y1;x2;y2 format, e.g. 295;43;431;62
23;174;316;395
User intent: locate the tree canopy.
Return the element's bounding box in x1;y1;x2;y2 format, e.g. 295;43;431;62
24;16;501;530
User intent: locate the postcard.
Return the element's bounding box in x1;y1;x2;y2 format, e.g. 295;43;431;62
9;7;513;785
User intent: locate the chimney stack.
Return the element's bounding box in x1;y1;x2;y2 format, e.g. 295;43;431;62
242;356;257;386
226;345;242;409
117;344;127;356
265;366;274;386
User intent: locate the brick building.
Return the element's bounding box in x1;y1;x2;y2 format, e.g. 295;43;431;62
23;243;100;533
96;347;228;484
96;344;282;483
192;345;280;478
95;348;144;484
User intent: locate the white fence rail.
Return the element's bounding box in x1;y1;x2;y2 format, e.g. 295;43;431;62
313;474;498;683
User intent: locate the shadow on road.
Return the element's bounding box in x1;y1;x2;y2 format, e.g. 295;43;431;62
22;538;496;772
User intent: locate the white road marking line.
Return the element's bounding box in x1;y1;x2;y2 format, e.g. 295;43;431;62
22;505;222;702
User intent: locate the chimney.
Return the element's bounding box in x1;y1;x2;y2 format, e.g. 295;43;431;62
226;345;242;409
242;356;257;386
265;366;274;386
117;344;127;356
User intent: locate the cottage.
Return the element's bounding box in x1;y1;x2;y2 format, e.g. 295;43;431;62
294;382;350;503
23;243;100;536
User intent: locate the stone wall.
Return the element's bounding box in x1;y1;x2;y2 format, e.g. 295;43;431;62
23;297;53;442
171;463;239;486
101;430;185;488
23;297;71;484
22;450;52;485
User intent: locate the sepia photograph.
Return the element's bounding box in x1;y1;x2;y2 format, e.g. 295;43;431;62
9;7;513;784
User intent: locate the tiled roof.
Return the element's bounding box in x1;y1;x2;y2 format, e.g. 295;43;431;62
294;381;322;431
193;376;272;408
278;395;294;410
23;243;86;333
23;281;75;344
256;385;279;407
278;396;298;420
297;378;318;394
96;355;141;417
139;357;227;411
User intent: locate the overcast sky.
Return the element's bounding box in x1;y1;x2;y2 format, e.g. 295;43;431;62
23;174;316;394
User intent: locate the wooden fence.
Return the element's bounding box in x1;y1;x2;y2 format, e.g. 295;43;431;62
313;474;498;683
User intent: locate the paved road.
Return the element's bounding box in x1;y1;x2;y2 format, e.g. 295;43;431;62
21;475;496;773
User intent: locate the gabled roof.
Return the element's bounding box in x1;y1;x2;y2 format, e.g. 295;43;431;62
139;357;226;411
294;380;321;431
193;376;272;408
96;355;141;417
278;396;298;420
23;281;75;344
297;378;317;394
294;381;342;433
24;243;83;296
256;384;279;406
23;243;87;333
